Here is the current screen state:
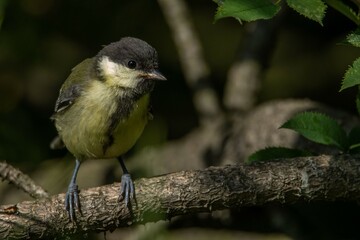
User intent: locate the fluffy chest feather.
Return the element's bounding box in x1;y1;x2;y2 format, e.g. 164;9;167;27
56;80;150;160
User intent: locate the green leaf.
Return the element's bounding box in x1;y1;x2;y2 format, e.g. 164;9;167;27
345;28;360;47
214;0;281;22
280;112;349;151
247;147;313;163
324;0;360;25
286;0;327;25
340;58;360;91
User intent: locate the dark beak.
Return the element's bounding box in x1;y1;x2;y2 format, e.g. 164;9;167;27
142;70;167;81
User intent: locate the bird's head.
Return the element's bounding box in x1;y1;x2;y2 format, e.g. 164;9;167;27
95;37;166;94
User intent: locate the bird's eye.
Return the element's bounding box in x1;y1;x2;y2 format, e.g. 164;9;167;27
127;60;137;69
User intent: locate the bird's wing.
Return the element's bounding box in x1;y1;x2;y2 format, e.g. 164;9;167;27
54;84;82;113
53;58;94;113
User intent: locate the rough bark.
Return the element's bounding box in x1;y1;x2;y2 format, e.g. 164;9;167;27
1;154;360;239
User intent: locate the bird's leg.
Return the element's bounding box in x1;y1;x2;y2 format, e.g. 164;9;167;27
118;156;135;206
65;159;81;221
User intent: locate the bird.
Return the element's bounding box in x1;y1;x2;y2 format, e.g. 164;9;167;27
51;37;166;221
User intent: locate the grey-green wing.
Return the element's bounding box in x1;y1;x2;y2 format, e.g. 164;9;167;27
54;58;94;113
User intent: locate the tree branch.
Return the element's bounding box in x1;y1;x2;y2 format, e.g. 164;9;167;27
1;154;360;239
157;0;223;126
224;18;282;113
0;161;49;199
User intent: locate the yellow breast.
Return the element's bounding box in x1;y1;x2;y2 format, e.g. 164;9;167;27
55;80;150;160
104;93;150;157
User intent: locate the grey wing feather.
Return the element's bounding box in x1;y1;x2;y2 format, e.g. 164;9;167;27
50;58;94;150
54;84;82;113
53;58;94;114
50;84;82;148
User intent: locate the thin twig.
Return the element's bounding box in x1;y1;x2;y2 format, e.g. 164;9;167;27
0;161;49;199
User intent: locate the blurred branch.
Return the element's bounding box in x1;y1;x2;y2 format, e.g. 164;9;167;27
0;161;49;199
224;17;282;113
126;99;358;175
157;0;223;126
1;154;360;239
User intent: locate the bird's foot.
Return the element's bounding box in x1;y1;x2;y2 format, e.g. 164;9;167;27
120;173;135;207
65;182;80;221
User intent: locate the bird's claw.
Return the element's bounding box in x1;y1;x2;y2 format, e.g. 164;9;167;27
65;182;80;221
120;173;135;207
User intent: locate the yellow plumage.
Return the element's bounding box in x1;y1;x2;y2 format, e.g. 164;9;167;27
53;58;150;160
56;87;149;160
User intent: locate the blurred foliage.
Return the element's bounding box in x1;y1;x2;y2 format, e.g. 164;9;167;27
214;0;359;25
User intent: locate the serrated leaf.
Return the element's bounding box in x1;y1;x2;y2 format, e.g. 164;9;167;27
325;0;360;25
286;0;327;25
280;112;349;151
345;28;360;47
247;147;313;163
340;58;360;91
215;0;280;22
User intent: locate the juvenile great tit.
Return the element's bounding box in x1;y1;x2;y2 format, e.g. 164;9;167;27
51;37;166;221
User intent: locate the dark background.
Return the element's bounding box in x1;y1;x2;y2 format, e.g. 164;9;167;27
0;1;360;239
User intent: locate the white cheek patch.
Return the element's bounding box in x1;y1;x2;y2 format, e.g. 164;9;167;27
98;56;118;76
98;56;140;89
